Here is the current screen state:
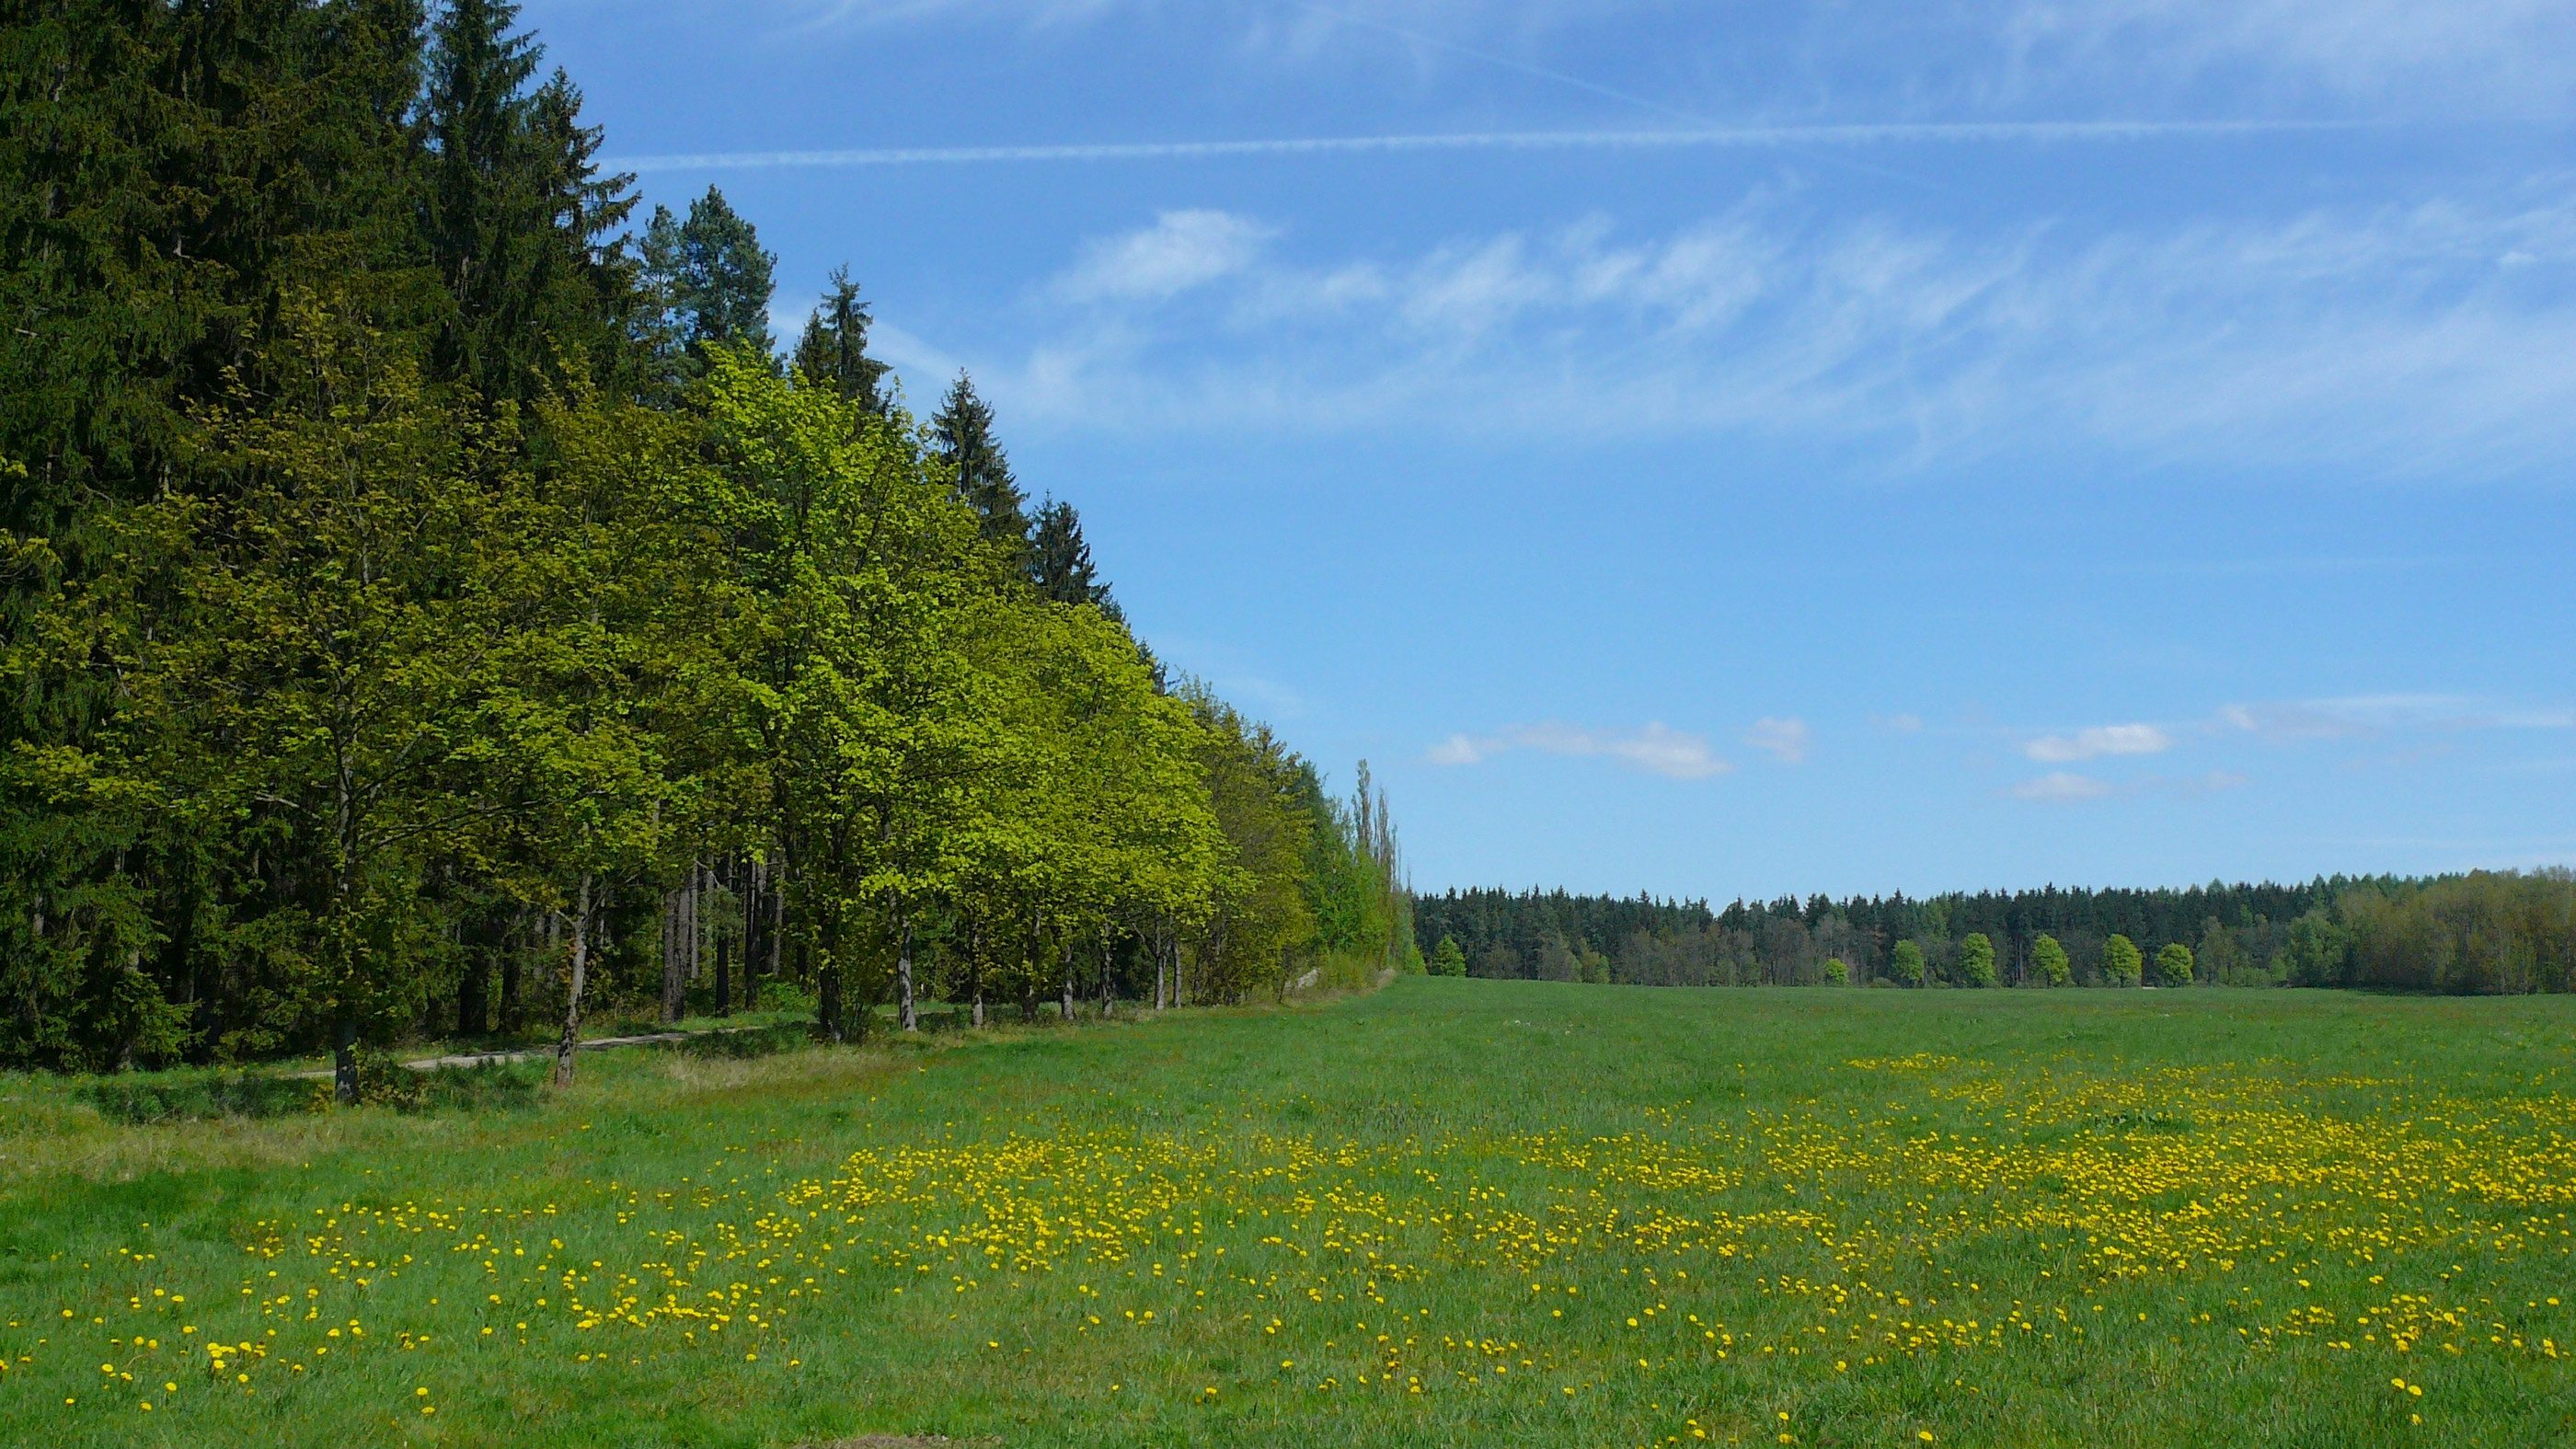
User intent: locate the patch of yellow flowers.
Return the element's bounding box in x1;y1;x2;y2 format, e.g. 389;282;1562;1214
24;1050;2571;1436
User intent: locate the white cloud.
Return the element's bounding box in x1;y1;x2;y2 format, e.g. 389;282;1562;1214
1423;720;1732;779
2220;700;2376;741
2022;723;2173;763
1426;732;1501;766
773;0;2576;109
1745;716;1811;765
1875;712;1925;733
1998;0;2576;109
2010;771;2117;801
1058;211;1275;302
947;186;2576;478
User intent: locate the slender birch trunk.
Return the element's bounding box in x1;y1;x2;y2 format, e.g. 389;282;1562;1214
970;922;986;1029
1060;933;1075;1021
553;874;593;1088
896;900;917;1033
1098;924;1114;1018
1155;923;1169;1010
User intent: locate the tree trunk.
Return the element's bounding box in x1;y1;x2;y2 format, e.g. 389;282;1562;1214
1060;936;1075;1021
819;957;843;1042
553;874;592;1088
755;857;785;1010
1155;927;1168;1011
500;914;523;1031
1021;913;1040;1022
660;885;685;1025
1099;925;1114;1018
689;860;704;981
714;924;731;1018
896;902;917;1033
458;937;489;1036
742;857;763;1009
970;923;985;1030
332;1015;359;1105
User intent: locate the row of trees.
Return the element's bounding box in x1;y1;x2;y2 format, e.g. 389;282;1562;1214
1414;872;2576;994
0;0;1411;1089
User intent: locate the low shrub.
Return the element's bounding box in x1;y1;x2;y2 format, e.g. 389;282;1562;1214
672;1022;816;1061
81;1073;318;1124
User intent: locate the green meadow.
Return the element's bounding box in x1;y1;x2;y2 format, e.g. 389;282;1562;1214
3;979;2571;1448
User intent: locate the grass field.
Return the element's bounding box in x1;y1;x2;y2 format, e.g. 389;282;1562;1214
2;979;2572;1448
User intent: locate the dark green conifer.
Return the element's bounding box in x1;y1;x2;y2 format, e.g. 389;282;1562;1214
420;0;638;401
930;373;1030;565
792;266;891;412
1029;498;1113;610
641;186;774;369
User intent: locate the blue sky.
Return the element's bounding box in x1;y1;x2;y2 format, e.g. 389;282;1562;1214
524;0;2576;901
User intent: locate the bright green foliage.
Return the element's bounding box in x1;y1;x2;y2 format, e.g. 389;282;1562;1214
1890;940;1926;986
2155;941;2196;987
0;1;1384;1072
2030;933;2072;987
2102;934;2145;987
1431;936;1468;977
1299;760;1414;985
2336;873;2576;993
2282;909;2353;987
1959;932;1998;987
1177;689;1313;1004
1821;957;1849;985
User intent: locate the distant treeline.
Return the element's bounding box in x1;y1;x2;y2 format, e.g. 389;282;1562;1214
1412;871;2576;995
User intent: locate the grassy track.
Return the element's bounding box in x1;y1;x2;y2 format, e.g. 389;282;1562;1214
2;979;2572;1448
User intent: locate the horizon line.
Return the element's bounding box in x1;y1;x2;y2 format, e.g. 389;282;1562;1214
606;120;2365;172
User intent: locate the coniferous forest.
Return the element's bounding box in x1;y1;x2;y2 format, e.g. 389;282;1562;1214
1415;871;2576;995
0;0;1412;1090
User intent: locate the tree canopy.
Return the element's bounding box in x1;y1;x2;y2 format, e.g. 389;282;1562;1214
0;0;1408;1085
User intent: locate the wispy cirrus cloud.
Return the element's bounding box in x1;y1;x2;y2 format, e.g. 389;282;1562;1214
1427;720;1731;779
928;184;2576;478
2221;695;2576;740
765;0;2576;111
609;121;2361;175
2009;769;2247;802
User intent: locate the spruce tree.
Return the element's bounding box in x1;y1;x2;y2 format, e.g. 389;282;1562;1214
1029;499;1111;608
930;372;1030;562
792;266;891;412
420;0;638;402
641;186;774;368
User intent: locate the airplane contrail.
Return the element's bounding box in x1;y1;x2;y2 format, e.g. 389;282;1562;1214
607;121;2357;173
